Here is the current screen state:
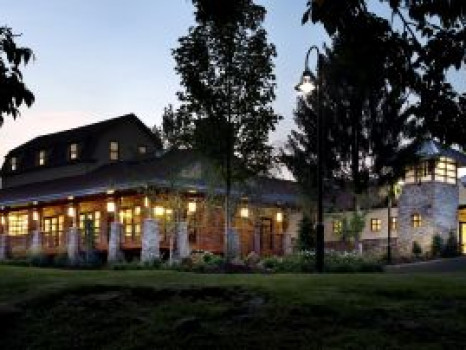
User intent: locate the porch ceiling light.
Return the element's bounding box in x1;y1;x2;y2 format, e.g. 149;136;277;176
188;201;196;213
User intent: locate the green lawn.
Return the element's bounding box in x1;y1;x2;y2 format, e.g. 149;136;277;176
1;266;466;349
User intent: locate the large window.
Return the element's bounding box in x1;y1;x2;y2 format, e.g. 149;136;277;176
69;143;78;160
109;141;119;161
404;161;433;184
8;213;28;236
79;211;101;244
434;157;457;184
412;213;422;228
120;207;142;242
370;218;382;232
42;215;65;247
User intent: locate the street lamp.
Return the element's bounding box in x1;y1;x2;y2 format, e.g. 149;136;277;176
295;45;325;273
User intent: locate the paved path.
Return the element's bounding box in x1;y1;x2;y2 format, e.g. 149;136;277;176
386;256;466;273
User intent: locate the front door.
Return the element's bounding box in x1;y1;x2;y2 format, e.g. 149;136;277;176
460;223;466;255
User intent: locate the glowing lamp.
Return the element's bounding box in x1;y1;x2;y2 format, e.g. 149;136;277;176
276;212;283;223
107;201;116;213
188;201;196;213
240;207;249;218
32;211;39;221
67;206;76;218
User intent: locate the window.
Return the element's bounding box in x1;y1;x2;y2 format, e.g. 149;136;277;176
138;145;147;154
404;161;433;184
370;218;382;232
412;213;422;228
109;141;119;160
333;220;342;234
79;211;101;244
434;157;457;184
38;150;46;166
7;213;28;236
42;215;64;247
390;216;397;231
120;207;142;242
69;143;78;160
10;157;17;171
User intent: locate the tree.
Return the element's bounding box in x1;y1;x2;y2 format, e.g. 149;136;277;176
0;26;34;125
302;0;466;147
168;0;281;258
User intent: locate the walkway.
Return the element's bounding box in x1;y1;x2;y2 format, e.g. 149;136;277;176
386;256;466;273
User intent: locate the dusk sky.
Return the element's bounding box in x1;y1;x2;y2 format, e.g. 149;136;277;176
0;0;464;165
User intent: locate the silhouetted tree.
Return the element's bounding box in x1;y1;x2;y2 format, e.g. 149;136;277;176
302;0;466;147
0;26;34;125
168;0;281;257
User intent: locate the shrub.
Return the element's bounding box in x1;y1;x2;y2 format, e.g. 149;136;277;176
297;216;315;251
442;231;459;258
412;241;422;259
431;234;444;258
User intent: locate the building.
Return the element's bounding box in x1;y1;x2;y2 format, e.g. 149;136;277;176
324;139;466;257
0;114;300;262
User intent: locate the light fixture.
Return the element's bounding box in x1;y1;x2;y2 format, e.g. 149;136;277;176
67;195;74;201
188;201;196;213
240;207;249;218
107;200;116;213
106;189;115;195
295;69;315;94
67;206;76;218
154;206;165;216
32;210;39;221
276;212;283;223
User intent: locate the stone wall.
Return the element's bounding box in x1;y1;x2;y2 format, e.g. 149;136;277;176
398;182;458;256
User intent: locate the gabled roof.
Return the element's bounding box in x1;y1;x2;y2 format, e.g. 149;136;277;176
416;139;466;166
1;113;160;174
0;149;299;207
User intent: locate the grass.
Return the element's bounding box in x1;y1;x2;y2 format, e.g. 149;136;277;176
0;266;466;349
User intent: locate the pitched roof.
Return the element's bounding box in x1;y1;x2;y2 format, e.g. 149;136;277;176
1;113;160;174
416;139;466;166
0;149;299;207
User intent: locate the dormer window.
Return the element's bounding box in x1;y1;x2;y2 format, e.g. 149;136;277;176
110;141;119;161
69;143;78;160
138;145;147;155
10;157;17;171
38;150;46;166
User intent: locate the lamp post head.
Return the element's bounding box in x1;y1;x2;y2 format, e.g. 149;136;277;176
295;69;315;95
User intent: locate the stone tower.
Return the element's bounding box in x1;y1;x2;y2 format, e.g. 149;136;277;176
397;140;466;256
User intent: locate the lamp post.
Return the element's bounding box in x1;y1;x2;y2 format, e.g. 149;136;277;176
295;45;325;273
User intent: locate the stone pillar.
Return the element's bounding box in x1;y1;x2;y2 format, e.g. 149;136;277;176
108;221;123;263
283;233;292;255
67;227;80;264
0;234;9;260
226;228;240;260
29;230;43;255
398;182;459;256
141;218;160;264
176;221;190;259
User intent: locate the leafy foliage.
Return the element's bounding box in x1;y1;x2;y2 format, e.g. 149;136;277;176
297;215;316;251
0;26;34;125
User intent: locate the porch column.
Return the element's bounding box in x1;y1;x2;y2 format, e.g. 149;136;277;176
0;234;9;260
253;221;261;255
226;228;240;260
30;230;43;255
67;227;80;264
177;221;190;259
283;233;293;255
108;221;123;263
141;218;160;264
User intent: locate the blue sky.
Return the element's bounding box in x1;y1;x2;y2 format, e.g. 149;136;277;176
0;0;464;166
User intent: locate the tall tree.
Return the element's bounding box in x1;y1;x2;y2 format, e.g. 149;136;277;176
169;0;281;257
302;0;466;147
0;26;34;125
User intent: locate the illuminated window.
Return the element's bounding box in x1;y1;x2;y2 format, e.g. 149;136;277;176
42;215;64;247
69;143;78;160
390;217;397;231
10;157;17;171
404;161;433;184
109;141;119;160
412;213;422;228
370;218;382;232
8;213;28;236
333;220;342;234
138;145;147;154
38;150;46;166
434;157;457;184
120;207;142;242
79;211;101;244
